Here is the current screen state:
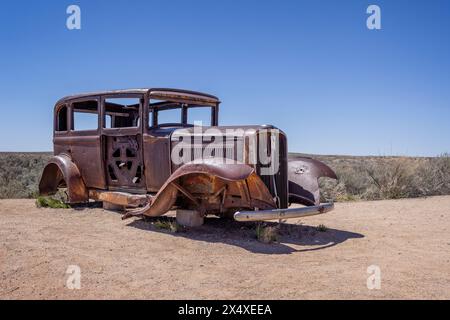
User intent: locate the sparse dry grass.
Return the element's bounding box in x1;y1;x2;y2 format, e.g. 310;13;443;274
255;223;279;243
153;219;181;233
1;152;449;202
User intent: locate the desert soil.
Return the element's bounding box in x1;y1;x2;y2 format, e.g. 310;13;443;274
1;196;449;299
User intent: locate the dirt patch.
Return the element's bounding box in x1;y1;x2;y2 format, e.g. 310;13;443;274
1;197;449;299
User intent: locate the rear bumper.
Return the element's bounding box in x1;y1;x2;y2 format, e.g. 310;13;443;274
234;202;334;222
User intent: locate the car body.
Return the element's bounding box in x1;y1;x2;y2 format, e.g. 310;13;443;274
39;88;337;225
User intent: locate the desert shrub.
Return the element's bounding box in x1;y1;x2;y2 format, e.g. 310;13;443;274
415;154;450;196
255;223;278;243
153;219;180;233
1;152;449;202
298;153;450;202
35;196;70;209
0;153;52;199
364;159;417;200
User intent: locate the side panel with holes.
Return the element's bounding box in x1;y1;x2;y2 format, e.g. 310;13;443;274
105;135;146;191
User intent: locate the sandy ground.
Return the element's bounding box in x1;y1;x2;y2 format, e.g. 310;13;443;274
0;196;449;300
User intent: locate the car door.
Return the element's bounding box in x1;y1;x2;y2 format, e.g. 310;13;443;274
101;95;146;193
67;97;106;190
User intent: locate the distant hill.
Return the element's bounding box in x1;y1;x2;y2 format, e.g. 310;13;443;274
0;152;52;198
290;152;450;201
1;152;449;201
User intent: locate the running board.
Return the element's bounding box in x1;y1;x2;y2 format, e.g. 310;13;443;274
89;190;149;208
234;203;334;222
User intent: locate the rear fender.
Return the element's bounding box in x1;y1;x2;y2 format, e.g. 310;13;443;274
288;157;337;206
39;154;88;203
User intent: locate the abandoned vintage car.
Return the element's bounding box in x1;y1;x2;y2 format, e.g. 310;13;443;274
39;88;337;226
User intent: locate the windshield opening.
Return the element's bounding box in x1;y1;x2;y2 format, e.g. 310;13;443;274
149;99;213;128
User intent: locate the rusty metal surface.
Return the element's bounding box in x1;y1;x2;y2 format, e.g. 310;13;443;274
288;157;337;206
89;190;148;207
54;134;106;190
56;88;219;107
41;88;336;223
142;134;171;192
105;135;145;189
123;158;276;219
170;125;289;208
39;154;88;203
171;158;256;181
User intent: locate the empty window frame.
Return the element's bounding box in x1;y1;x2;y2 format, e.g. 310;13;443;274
104;97;141;129
56;105;68;132
149;99;183;128
187;106;212;126
156;108;182;126
72;100;99;131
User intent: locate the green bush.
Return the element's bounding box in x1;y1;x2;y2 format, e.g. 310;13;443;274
35;196;70;209
153;219;180;233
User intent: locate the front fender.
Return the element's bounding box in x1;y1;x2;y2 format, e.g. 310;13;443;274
39;154;88;203
288;157;337;206
124;158;276;218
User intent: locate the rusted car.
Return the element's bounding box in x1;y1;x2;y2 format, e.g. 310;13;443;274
39;88;337;226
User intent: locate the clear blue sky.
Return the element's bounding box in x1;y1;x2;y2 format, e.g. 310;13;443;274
0;0;449;156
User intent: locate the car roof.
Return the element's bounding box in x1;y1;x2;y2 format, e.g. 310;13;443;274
55;88;220;106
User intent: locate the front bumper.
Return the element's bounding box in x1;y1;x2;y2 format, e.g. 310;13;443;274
233;202;334;222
